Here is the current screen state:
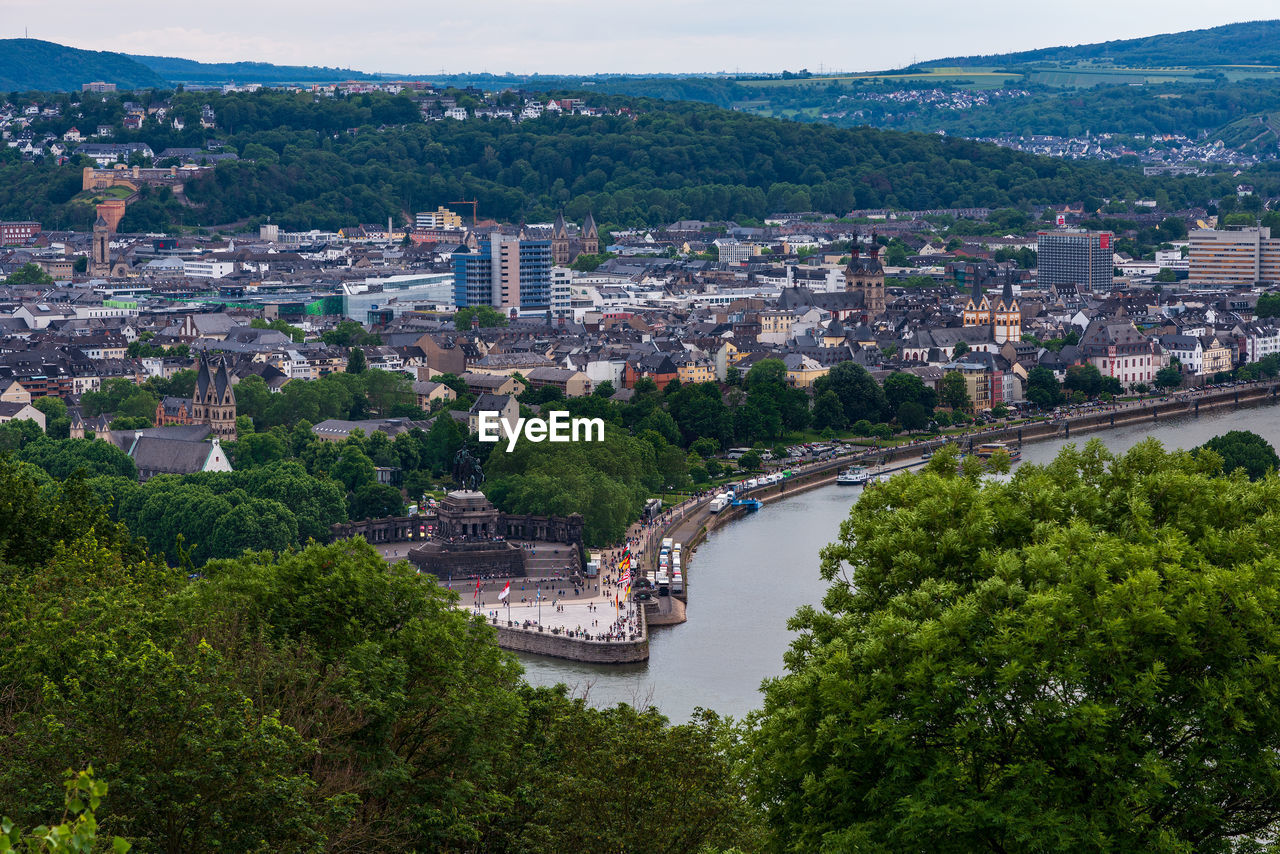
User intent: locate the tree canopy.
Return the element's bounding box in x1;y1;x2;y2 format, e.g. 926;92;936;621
750;439;1280;852
1197;429;1280;480
0;454;755;852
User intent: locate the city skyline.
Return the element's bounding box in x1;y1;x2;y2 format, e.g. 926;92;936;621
8;2;1265;77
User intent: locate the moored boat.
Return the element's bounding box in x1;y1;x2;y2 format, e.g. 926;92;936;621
975;441;1021;462
836;465;868;485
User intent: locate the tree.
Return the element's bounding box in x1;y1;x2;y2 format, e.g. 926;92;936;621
1;768;131;854
811;390;848;431
738;450;762;471
1197;430;1280;480
5;262;53;285
952;340;970;357
940;370;970;411
896;400;928;432
814;362;884;424
31;396;70;439
593;380;615;398
690;437;719;459
348;481;404;520
751;440;1280;852
320;320;380;347
1257;293;1280;319
250;316;305;343
882;371;936;414
1155;364;1183;389
346;346;366;374
1154;267;1177;282
1025;366;1063;409
1064;363;1104;398
453;305;508;329
330;444;375;492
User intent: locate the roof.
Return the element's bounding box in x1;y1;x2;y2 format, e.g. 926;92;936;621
128;435;217;476
470;393;517;413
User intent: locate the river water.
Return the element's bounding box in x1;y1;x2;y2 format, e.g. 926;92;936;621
518;403;1280;722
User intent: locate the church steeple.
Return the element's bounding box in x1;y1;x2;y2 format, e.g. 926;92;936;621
91;214;110;277
843;232;885;320
551;210;570;265
582;210;599;255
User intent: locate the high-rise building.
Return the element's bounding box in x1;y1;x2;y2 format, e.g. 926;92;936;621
452;235;551;312
1037;229;1114;293
1188;227;1280;285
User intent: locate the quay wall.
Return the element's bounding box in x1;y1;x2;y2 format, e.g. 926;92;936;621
491;617;649;663
660;381;1280;602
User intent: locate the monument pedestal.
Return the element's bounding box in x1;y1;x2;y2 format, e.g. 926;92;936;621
407;490;528;579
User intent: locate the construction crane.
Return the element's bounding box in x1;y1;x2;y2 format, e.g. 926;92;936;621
451;200;479;226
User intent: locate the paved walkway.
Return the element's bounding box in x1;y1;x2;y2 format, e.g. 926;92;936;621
457;560;643;640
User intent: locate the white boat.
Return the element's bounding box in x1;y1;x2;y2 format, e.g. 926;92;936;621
836;466;868;485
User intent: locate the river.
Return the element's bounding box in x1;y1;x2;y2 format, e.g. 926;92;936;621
518;403;1280;722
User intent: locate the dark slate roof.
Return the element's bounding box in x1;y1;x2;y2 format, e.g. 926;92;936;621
105;424;212;452
128;435;217;476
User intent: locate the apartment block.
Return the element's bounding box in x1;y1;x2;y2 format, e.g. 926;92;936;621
1188;227;1280;285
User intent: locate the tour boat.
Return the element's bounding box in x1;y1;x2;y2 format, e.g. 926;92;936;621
975;442;1022;462
836;466;868;485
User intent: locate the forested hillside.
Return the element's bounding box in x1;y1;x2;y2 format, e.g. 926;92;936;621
0;39;169;92
926;18;1280;67
130;54;379;85
0;89;1266;233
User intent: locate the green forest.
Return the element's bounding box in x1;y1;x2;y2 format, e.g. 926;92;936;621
7;437;1280;851
0;88;1270;234
925;18;1280;67
0;39;168;92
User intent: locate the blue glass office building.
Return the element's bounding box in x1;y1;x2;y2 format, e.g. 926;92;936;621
451;237;551;312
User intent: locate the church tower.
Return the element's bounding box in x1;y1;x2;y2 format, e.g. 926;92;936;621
91;214;110;277
551;210;570;265
963;278;991;328
992;278;1021;344
582;210;599;256
193;355;237;440
843;235;886;319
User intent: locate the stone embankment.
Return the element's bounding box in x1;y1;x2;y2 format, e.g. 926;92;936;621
490;610;649;663
649;380;1280;615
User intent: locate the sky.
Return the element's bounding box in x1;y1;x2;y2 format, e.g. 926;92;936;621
4;1;1269;76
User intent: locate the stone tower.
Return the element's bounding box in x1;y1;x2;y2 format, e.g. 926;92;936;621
91;214;110;277
551;210;570;265
193;355;237;439
582;210;599;256
843;236;885;319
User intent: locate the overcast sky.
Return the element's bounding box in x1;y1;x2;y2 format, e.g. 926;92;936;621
8;1;1267;75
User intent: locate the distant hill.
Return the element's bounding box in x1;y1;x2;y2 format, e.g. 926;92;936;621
130;55;385;85
922;19;1280;68
0;39;170;92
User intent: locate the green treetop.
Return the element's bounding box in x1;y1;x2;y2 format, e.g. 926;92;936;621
750;439;1280;852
